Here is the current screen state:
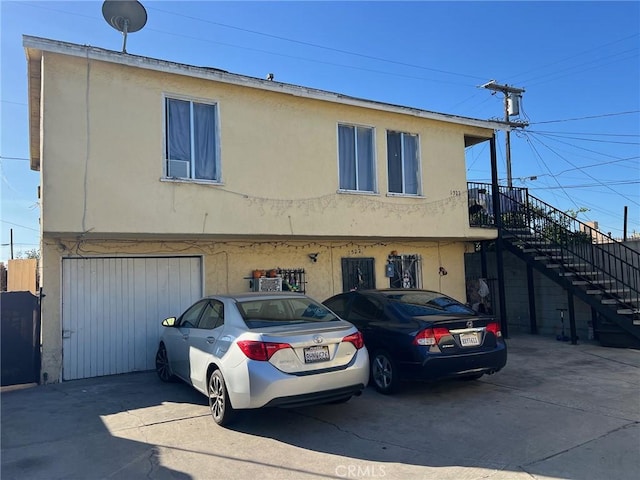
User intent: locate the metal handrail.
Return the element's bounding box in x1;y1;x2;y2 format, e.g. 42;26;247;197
468;182;639;312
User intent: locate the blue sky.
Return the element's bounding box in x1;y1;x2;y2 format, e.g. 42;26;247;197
1;0;639;262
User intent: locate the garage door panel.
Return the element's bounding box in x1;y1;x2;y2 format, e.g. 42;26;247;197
62;257;202;380
144;259;160;372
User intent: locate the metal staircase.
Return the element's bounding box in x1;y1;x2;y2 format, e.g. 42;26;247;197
468;183;640;347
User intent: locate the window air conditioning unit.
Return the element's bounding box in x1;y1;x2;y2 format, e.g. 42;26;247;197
168;160;189;178
257;277;282;292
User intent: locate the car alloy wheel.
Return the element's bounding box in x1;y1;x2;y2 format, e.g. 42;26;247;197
371;351;397;394
155;344;175;382
208;370;235;426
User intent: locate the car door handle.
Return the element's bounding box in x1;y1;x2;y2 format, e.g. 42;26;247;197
206;337;216;344
182;334;189;340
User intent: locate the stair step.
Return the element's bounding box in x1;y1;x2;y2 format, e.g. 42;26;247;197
523;248;562;254
602;298;636;305
606;288;630;294
572;279;615;286
587;288;630;295
535;255;565;261
573;280;601;285
561;271;599;277
617;308;640;315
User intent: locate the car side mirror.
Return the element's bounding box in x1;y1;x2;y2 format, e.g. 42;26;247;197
162;317;177;327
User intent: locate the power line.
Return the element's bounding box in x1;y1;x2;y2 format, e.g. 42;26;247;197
0;243;39;247
1;220;39;232
527;180;639;189
510;33;640;82
524;132;639;146
523;49;639;87
528;130;639;138
525;131;638;161
147;6;488;82
0;156;30;161
530;111;640;125
522;132;640;207
148;26;477;87
18;1;485;88
523;135;581;211
0;100;27;107
513;136;639;177
515;157;640;180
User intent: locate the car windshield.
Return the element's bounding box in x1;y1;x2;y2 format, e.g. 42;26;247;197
237;297;340;329
384;291;476;316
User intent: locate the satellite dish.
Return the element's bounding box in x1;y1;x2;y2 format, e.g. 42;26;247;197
102;1;147;53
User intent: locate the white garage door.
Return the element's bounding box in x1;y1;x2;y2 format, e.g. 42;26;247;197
62;256;202;380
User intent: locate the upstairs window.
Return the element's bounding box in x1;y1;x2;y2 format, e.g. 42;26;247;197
338;124;375;192
387;131;420;195
165;97;220;182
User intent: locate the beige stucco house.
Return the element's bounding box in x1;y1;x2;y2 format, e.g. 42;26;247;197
24;36;504;383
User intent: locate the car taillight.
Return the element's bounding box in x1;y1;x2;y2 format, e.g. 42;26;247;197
485;322;502;337
413;327;449;346
342;331;364;349
237;340;291;361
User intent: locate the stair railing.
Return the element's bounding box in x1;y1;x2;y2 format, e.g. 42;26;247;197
468;182;639;313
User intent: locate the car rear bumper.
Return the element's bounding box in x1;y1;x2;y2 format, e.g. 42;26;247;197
262;384;366;408
226;348;370;409
399;342;507;381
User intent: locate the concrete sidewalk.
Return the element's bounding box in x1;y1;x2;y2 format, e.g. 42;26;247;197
1;334;639;480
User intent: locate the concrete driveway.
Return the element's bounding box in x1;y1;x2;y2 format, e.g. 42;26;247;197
2;334;639;480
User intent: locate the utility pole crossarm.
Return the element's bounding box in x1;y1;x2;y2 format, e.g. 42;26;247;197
481;80;527;188
482;80;525;95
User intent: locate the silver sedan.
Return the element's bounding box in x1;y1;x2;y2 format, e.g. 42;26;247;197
155;292;369;425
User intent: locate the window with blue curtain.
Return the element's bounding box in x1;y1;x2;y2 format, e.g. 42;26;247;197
165;98;219;181
387;131;420;195
338;124;375;192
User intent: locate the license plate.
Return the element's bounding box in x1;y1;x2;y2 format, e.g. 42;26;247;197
304;345;330;363
460;332;480;347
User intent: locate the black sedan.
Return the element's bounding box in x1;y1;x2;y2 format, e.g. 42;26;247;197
323;289;507;394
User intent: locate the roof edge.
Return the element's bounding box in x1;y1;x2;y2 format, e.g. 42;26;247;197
23;35;508;133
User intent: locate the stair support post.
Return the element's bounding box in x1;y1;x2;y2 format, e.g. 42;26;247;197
527;264;538;334
567;290;577;345
490;134;509;338
591;308;599;341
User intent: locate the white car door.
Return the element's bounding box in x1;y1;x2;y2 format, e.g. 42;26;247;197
188;300;225;392
167;300;208;382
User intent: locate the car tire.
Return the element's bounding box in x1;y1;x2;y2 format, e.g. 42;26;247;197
370;351;398;394
208;370;236;426
155;344;176;382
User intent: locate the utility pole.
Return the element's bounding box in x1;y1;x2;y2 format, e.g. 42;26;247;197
482;81;527;188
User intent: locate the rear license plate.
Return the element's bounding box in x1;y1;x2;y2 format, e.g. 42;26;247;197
304;345;330;363
460;332;480;347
